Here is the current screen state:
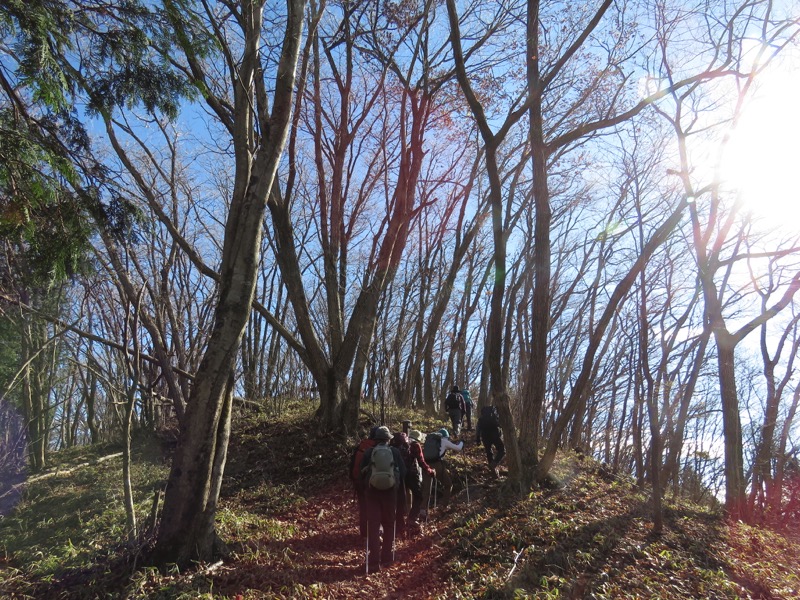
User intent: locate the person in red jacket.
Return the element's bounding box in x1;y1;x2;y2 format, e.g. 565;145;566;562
361;426;406;572
406;429;436;528
349;426;378;538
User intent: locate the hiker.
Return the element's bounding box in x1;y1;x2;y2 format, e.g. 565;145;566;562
360;426;406;573
476;405;505;478
444;385;466;436
405;430;436;527
420;428;464;516
388;431;413;538
349;426;378;537
460;386;474;431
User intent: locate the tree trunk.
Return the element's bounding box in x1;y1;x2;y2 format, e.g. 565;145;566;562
639;269;663;534
154;375;234;565
122;371;138;543
86;366;99;444
20;304;49;472
122;292;142;543
716;332;747;520
518;0;550;482
774;383;800;513
153;0;306;567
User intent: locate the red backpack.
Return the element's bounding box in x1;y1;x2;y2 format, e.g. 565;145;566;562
350;438;377;481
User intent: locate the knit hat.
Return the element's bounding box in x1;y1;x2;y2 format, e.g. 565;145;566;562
439;428;449;438
374;426;391;441
451;385;459;392
408;430;425;443
391;431;409;446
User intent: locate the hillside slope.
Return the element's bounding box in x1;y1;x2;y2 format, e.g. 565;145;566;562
1;404;799;598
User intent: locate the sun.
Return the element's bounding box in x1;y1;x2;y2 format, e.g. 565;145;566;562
721;59;800;229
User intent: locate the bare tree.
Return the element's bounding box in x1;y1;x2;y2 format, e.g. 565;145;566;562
749;301;800;517
663;13;800;517
152;0;308;565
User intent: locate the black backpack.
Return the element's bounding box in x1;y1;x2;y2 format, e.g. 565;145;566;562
445;392;461;411
481;405;500;428
423;432;443;463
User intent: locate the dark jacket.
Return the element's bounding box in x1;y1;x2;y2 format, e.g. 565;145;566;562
476;408;502;445
445;391;465;413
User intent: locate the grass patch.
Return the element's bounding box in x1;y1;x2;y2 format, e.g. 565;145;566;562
0;435;168;592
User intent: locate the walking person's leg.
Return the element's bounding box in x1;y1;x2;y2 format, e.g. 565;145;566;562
395;482;406;539
420;468;433;519
366;492;381;572
490;437;506;478
494;437;506;464
380;489;397;565
438;460;453;508
449;409;460;436
484;439;494;465
356;483;368;537
407;475;423;523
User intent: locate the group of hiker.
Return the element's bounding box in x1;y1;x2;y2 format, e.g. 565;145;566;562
348;384;506;573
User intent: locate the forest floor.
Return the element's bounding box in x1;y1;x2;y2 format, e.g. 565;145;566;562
1;402;799;598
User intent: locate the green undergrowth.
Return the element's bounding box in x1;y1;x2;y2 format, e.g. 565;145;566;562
0;436;168;597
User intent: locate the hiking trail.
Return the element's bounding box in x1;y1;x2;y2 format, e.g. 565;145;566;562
215;417;493;599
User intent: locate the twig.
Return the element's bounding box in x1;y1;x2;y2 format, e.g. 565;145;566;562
198;560;224;576
148;489;162;534
506;544;530;581
3;452;124;494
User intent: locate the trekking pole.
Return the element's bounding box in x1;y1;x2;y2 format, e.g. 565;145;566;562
426;476;433;524
463;452;470;504
365;521;369;574
461;447;470;504
392;518;397;562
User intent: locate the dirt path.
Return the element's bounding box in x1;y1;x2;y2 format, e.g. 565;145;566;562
212;476;464;599
203;416;496;599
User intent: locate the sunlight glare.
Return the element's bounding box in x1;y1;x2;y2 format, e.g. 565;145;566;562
721;64;800;229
